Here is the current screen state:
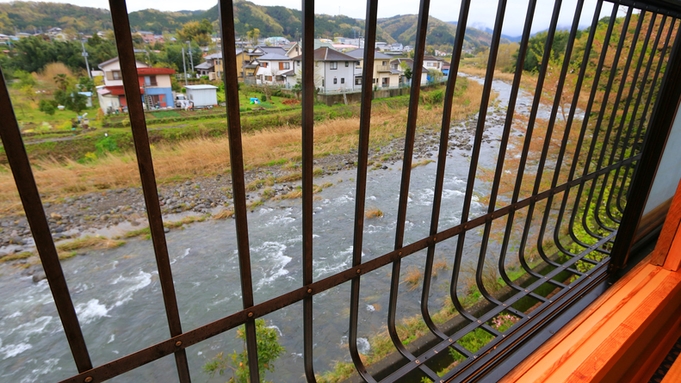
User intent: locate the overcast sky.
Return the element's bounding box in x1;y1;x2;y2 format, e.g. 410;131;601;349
1;0;619;36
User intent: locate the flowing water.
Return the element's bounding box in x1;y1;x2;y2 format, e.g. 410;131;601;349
0;79;557;382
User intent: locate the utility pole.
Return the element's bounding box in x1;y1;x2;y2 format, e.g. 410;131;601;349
80;38;91;79
182;47;188;86
186;41;194;72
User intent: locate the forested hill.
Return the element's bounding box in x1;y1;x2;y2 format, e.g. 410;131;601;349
0;0;498;50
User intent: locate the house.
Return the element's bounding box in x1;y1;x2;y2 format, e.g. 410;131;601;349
255;53;293;86
423;55;446;71
96;57;175;113
135;31;161;45
0;34;9;45
250;46;287;57
282;42;301;58
197;51;224;80
442;64;451;77
290;47;360;93
390;58;429;86
345;49;401;89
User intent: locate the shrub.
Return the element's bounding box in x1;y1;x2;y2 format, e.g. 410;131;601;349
95;135;119;155
38;99;56;115
203;319;284;382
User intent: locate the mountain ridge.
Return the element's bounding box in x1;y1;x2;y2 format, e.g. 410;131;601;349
0;0;500;51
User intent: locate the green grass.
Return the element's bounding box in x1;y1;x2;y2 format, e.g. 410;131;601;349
150;110;182;118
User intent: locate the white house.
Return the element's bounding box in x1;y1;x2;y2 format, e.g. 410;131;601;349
423;55;446;71
255;53;293;86
291;47;360;93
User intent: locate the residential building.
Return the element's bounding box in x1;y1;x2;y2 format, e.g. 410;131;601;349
390;57;429;86
423;55;446;71
0;34;9;45
250;46;287;57
282;42;301;58
346;48;401;89
290;47;359;93
255;53;293;86
96;57;175;113
197;51;224;80
135;31;164;45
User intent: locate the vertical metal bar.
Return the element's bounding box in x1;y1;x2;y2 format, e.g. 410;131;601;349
574;7;632;241
519;0;586;271
465;0;509;303
388;0;431;360
562;5;618;249
301;0;316;381
495;0;564;272
605;11;657;220
597;9;647;224
495;0;543;283
618;18;676;208
108;2;190;381
422;0;473;336
547;0;605;256
0;66;93;374
609;16;681;273
217;1;259;382
348;0;379;379
582;7;636;233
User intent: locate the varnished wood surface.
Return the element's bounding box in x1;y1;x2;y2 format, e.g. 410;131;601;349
652;180;681;267
501;261;681;382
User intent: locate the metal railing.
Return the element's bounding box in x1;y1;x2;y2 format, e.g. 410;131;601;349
1;0;681;382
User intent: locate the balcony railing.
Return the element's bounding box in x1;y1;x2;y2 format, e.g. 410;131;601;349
1;0;681;382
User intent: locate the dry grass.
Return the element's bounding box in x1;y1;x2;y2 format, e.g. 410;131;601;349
365;208;384;219
402;266;422;291
411;159;434;169
275;189;302;200
212;209;234;220
119;227;151;239
0;251;33;263
432;259;449;277
0;79;486;214
55;236;126;252
164;215;208;229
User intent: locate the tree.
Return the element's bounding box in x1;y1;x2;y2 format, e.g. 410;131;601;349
246;28;260;46
427;69;443;84
204;319;284;383
53;73;70;91
86;33;117;68
178;19;213;45
400;62;413;84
